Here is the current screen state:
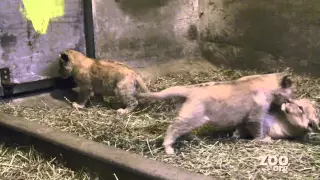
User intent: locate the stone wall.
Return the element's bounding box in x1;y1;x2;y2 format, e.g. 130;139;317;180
3;0;320;85
199;0;320;76
92;0;200;68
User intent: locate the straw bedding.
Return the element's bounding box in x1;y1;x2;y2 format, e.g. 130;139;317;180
0;68;319;180
0;143;98;180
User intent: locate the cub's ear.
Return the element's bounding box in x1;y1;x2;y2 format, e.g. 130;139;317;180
59;52;69;63
280;75;292;88
281;103;291;114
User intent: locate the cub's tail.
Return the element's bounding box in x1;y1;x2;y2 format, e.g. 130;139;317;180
137;86;191;100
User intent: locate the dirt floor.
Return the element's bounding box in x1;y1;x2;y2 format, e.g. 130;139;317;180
0;143;98;180
0;59;320;180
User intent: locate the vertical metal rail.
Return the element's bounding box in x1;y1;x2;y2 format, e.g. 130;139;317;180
83;0;96;59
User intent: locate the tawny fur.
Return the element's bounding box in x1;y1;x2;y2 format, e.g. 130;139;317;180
234;98;320;141
139;73;292;100
185;73;288;87
58;49;150;114
137;73;293;154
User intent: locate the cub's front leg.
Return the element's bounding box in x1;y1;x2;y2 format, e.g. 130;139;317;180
246;105;274;143
246;117;274;143
72;85;92;109
233;125;252;140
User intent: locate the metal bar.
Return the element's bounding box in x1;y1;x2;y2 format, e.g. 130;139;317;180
0;77;76;99
0;112;214;180
83;0;96;58
0;67;10;97
0;75;3;97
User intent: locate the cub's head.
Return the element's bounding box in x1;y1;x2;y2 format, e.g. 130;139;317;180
58;49;87;79
58;50;73;79
281;98;320;133
58;49;93;79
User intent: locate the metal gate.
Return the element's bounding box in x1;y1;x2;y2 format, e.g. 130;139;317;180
0;0;94;97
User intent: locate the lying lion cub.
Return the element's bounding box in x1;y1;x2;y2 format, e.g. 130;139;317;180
137;73;293;154
235;98;320;141
58;49;150;114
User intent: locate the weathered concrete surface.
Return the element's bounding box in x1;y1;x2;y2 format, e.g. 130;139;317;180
3;89;74;108
199;0;320;77
138;58;217;80
0;0;86;84
0;110;214;180
92;0;200;68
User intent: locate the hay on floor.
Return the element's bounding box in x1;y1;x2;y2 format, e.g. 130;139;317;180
0;144;97;180
0;68;319;180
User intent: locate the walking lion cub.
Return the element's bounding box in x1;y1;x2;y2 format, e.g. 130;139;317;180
58;49;150;114
138;73;293;154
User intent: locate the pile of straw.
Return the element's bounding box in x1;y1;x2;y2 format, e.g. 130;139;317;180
0;144;97;180
0;68;319;179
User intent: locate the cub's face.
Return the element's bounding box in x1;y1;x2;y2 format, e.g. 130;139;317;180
58;51;73;79
281;99;320;133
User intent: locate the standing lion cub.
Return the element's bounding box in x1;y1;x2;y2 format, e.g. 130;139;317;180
138;73;293;154
58;49;150;114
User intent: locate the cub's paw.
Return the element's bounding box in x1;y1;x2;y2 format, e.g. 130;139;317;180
231;131;241;140
253;136;274;143
116;108;130;115
164;145;175;155
72;102;85;109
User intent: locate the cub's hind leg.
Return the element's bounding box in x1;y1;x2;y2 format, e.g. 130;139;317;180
163;100;206;155
115;80;139;114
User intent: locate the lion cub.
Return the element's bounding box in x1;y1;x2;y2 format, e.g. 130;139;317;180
137;73;293;154
58;49;150;114
235;98;320;141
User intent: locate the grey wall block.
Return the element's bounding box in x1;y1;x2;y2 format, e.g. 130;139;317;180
92;0;200;68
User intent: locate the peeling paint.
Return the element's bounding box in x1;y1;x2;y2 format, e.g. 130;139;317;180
0;0;85;84
20;0;65;34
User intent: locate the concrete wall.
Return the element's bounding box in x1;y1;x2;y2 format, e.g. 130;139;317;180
93;0;320;76
3;0;320;85
92;0;200;68
0;0;85;84
199;0;320;76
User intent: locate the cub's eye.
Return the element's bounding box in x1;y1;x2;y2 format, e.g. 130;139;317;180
298;106;304;112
